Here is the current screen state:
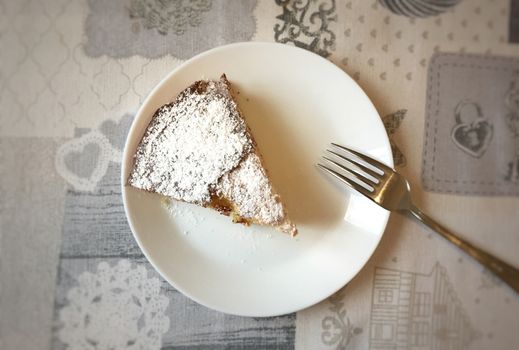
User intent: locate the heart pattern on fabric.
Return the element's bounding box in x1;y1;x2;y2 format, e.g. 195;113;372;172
55;131;120;191
64;143;101;179
99;114;134;151
451;120;493;158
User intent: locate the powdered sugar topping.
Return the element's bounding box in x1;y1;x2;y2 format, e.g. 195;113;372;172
129;80;252;203
217;153;285;224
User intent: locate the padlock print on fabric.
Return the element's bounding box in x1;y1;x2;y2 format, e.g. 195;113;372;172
451;101;493;158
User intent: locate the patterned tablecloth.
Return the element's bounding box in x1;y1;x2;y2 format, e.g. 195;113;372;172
1;0;519;349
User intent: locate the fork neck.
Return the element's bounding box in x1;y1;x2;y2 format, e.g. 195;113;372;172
408;204;464;246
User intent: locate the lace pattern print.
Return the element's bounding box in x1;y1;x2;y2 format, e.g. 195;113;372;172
129;0;212;35
58;260;170;350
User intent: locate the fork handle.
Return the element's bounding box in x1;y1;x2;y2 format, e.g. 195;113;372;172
409;204;519;293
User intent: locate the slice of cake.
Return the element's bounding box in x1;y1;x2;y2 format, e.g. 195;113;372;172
128;75;297;236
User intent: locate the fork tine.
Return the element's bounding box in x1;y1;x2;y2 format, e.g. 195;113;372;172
317;163;374;198
325;150;380;183
322;155;379;185
331;143;393;174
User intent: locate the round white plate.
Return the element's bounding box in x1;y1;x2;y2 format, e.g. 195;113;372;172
122;42;393;317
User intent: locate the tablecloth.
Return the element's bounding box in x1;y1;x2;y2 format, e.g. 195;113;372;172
1;0;518;349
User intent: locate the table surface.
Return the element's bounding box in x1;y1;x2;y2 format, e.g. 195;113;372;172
1;1;519;349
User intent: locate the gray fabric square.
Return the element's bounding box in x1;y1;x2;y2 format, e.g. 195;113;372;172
422;53;519;196
0;138;67;350
85;0;257;59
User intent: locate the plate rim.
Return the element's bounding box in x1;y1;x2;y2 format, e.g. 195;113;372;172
121;41;393;317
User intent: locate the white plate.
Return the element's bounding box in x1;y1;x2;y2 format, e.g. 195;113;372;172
122;42;393;317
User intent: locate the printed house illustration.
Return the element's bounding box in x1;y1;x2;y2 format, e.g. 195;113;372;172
369;263;480;350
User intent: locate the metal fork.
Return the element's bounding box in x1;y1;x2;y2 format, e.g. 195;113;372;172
318;143;519;293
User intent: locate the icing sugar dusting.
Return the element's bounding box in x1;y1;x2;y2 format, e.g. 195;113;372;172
217;153;284;224
129;80;252;203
